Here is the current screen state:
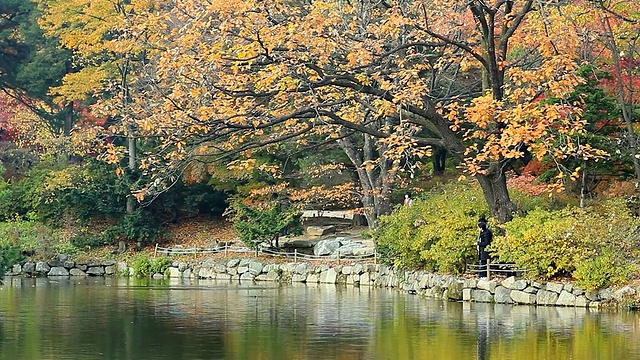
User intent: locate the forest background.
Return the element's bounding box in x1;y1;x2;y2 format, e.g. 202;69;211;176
0;0;639;290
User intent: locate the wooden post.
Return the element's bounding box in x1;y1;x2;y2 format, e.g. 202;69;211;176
374;248;377;265
294;249;298;263
487;258;491;280
225;244;228;258
154;243;158;258
337;250;341;265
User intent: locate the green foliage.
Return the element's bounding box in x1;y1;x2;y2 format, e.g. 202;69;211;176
70;232;112;249
132;256;152;277
231;201;303;249
0;243;25;281
132;255;171;277
492;198;640;288
116;210;163;245
0;218;65;258
373;182;488;273
573;251;635;291
150;257;172;275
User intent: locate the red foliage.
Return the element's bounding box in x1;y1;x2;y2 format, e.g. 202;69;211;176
0;96;20;141
522;159;553;176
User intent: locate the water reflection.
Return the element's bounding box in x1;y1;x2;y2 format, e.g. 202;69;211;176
0;277;638;360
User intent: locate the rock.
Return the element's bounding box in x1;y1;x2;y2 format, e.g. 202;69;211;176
214;264;226;273
472;289;493;302
76;264;88;271
216;273;232;281
105;266;116;275
342;265;352;275
69;268;87;276
168;267;182;278
103;259;116;266
556;290;577;306
513;279;528;291
227;259;240;268
313;238;341;256
199;267;215;279
240;272;254;281
306;273;319;283
35;262;51;275
292;273;306;282
463;288;472;301
239;259;251;267
477;279;497;293
10;264;22;275
152;273;165;279
575;296;589;307
613;286;636;301
248;261;264;275
494;286;514;304
63;261;75;269
306;225;335;237
511;290;536;304
447;281;464;300
295;263;310;275
48;267;69;276
183;268;192;279
360;272;371;286
546;282;564;294
320;268;338;284
86;266;105;276
237;266;249;275
536;290;559;305
501;276;516;289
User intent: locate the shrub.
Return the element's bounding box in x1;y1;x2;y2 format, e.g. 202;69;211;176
374;182;488;273
492;197;640;287
132;255;171;277
0;243;25;280
0;218;65;258
70;233;111;249
231;201;302;249
132;256;153;277
573;251;634;291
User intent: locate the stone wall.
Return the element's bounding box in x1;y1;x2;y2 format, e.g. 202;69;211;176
8;256;638;308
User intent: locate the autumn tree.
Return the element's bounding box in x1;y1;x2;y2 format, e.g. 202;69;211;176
37;0;167;213
0;0;74;134
66;0;603;224
587;1;640;184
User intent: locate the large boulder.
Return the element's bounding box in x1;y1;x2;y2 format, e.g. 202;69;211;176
306;225;336;237
314;238;342;256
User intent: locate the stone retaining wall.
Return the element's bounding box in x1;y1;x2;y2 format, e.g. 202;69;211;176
8;256;638;308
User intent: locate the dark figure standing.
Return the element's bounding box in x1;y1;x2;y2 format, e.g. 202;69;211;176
477;217;493;278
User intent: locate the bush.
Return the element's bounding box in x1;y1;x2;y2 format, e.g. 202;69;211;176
0;218;65;258
0;243;25;280
374;182;488;273
132;256;153;277
231;201;302;249
492;198;640;287
573;251;635;291
70;232;112;249
132;255;171;277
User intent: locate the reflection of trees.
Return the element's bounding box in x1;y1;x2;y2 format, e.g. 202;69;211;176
0;278;639;359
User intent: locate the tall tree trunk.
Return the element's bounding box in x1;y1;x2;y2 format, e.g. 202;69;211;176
126;125;137;214
476;169;516;223
601;14;640;184
337;132;394;229
432;148;447;175
63;101;74;136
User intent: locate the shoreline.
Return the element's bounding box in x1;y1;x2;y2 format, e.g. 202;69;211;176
6;256;639;309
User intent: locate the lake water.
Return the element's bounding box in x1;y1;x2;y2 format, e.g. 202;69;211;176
0;277;639;360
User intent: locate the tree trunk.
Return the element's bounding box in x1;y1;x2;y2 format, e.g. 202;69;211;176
433;148;447;175
476;170;516;223
126;125;137;214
